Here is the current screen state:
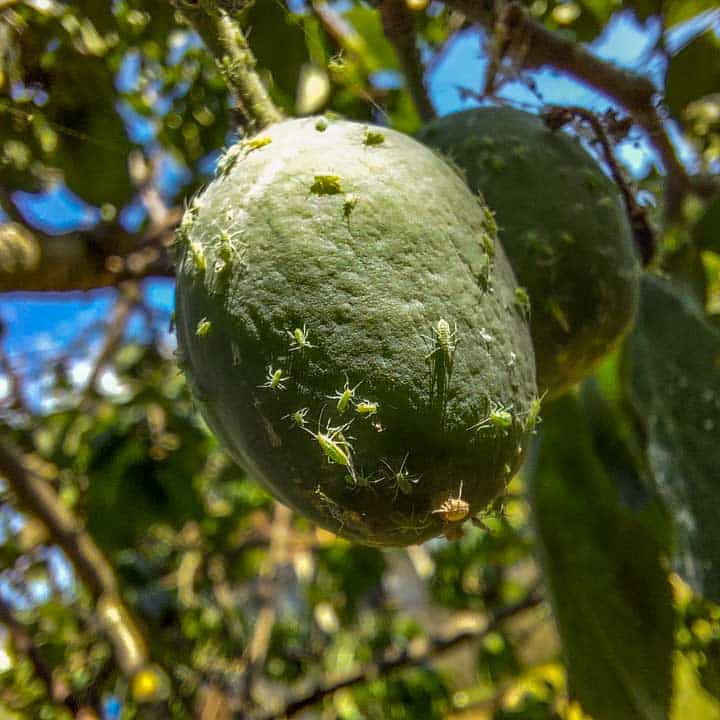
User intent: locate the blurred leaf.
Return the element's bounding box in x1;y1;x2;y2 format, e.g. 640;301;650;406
694;195;720;254
244;1;311;113
343;5;400;73
527;393;674;720
672;652;720;719
624;275;720;602
666;30;720;118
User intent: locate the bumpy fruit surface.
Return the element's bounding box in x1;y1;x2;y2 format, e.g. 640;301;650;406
419;107;641;397
174;117;538;546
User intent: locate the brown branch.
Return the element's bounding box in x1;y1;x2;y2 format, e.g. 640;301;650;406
379;0;436;122
0;594;84;716
252;591;543;720
0;436;153;678
543;105;657;265
0;210;178;294
0;320;27;413
236;502;292;708
446;0;702;215
80;284;139;399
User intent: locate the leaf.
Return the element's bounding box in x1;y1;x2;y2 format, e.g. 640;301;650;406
527;393;674;720
624;274;720;602
244;1;311;112
666;30;720;118
693;195;720;254
343;5;400;73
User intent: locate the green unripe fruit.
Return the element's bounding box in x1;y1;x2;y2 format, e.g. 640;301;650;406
174;117;538;546
419;107;641;397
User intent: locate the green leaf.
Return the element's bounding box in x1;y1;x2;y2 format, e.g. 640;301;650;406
343;5;400;73
664;0;720;27
694;195;720;254
527;393;674;720
244;1;311;112
666;30;720;118
625;275;720;602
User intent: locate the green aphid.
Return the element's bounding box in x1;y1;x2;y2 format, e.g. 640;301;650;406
288;324;314;352
305;420;356;480
284;407;309;428
195;318;212;337
514;286;531;319
328;377;362;414
469;402;514;435
343;196;358;220
189;242;206;273
310;175;343;195
244;136;272;152
355;400;379;417
381;454;420;501
524;394;544;433
364;129;385;146
259;365;290;391
315;118;328;132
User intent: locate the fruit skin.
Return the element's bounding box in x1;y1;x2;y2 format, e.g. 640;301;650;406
174;116;537;546
418;107;641;397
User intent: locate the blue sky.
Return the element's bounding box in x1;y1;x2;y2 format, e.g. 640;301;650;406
0;10;709;410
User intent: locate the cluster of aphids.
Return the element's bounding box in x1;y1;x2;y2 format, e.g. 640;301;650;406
253;323;386;490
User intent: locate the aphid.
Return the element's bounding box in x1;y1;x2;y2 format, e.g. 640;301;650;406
315;118;328;132
243;136;272;152
343;195;358;220
283;407;309;428
216;143;243;176
259;366;290;391
346;470;381;490
390;508;431;537
304;417;356;481
423;319;459;412
364;129;385;146
381;454;421;501
189;242;206;273
195;318;212;337
468;401;515;436
523;394;544;433
514;287;531;319
288;324;315;352
310;174;343;195
355;400;379;417
432;481;470;523
313;486;345;527
327;377;362;414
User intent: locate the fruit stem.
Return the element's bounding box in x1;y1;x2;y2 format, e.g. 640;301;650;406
178;1;283;131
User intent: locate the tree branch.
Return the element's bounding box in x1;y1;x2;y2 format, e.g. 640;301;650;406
0;212;178;294
544;105;657;264
236;503;292;709
0;437;154;678
379;0;436;122
446;0;702;214
252;591;543;720
0;594;85;716
174;1;282;132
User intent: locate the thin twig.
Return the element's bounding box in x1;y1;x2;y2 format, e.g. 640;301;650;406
447;0;716;215
379;0;436;122
0;436;154;679
237;502;292;709
251;590;543;720
543;105;657;265
0;320;27;413
0;594;84;716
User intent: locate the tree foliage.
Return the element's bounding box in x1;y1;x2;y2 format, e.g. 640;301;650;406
1;1;720;718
